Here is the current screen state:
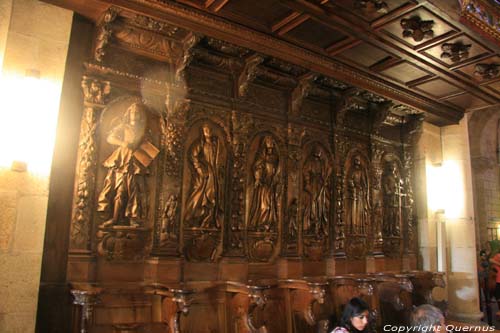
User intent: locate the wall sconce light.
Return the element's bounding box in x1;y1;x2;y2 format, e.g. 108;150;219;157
0;68;61;174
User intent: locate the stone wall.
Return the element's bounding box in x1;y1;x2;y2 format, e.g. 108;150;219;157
0;1;72;331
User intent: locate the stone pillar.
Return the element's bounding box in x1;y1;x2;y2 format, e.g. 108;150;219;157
415;122;441;272
441;115;481;323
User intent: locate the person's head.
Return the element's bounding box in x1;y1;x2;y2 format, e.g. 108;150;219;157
410;304;445;333
201;124;212;139
480;249;487;258
125;102;146;126
339;297;370;332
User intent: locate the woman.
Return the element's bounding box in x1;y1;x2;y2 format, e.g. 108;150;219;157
331;297;370;333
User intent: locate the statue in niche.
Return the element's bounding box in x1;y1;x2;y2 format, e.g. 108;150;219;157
382;161;403;236
249;135;280;231
302;146;330;237
161;194;178;242
97;102;159;227
288;198;298;241
184;124;224;229
345;154;370;234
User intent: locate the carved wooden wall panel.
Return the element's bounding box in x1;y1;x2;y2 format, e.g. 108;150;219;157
62;7;431;333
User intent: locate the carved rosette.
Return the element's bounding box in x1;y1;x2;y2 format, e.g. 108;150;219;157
69;77;110;252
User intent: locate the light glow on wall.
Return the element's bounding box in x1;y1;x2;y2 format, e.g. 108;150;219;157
0;71;62;175
426;160;465;219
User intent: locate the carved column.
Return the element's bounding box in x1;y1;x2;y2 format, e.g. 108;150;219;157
225;111;253;257
68;77;110;281
284;124;304;258
401;115;424;261
369;141;384;256
71;287;103;333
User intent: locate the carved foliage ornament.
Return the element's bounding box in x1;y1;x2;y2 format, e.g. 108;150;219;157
82;76;111;105
354;0;389;14
440;41;472;63
474;63;500;80
401;16;435;42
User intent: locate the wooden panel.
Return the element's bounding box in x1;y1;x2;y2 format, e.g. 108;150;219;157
334;0;412;23
338;42;392;68
380;61;430;84
219;0;293;30
413;78;462;98
486;78;500;97
286;18;348;49
443;92;489;110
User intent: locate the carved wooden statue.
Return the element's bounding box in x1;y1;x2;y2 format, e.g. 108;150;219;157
302;145;330;238
382;161;403;236
249;135;281;232
97;102;159;228
345;154;370;235
184;124;224;229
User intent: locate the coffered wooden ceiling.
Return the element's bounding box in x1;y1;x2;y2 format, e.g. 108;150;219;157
45;0;500;125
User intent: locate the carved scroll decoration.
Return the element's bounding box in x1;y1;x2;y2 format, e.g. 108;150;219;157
291;73;317;117
94;7;119;62
237;53;265;97
175;33;203;84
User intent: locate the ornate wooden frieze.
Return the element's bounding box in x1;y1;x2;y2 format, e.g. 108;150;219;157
69;77;111;252
400;16;435;42
440;41;472;63
370;101;392;135
113;24;179;60
474;63;500;80
94;7;119;62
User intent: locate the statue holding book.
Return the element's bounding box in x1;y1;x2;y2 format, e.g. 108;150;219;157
97;102;159;227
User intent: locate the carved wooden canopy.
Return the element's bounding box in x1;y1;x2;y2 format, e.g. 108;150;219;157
44;0;500;126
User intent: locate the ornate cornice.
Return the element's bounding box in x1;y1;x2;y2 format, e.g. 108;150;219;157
97;0;463;125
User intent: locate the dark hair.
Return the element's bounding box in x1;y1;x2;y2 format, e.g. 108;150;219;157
339;297;370;332
480;249;487;256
